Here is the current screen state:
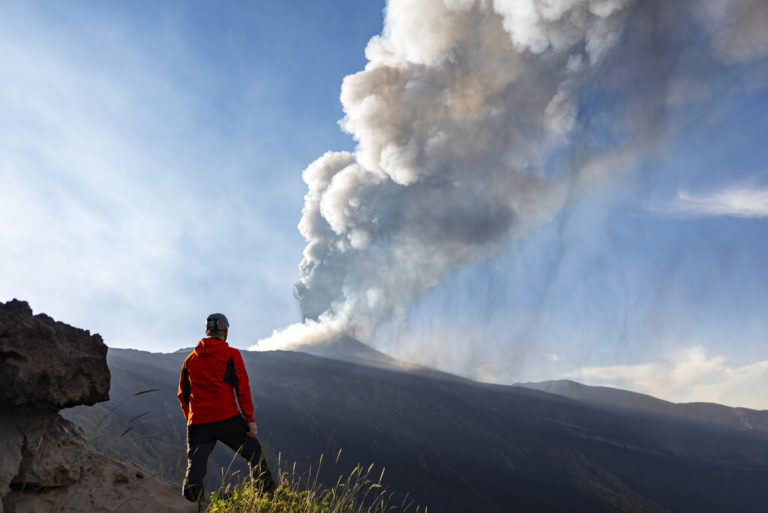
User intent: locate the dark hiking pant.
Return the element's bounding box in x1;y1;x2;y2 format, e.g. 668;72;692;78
183;415;276;503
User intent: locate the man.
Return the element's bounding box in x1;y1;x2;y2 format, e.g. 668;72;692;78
178;312;276;504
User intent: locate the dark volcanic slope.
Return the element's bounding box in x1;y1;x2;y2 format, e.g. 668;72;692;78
519;379;768;431
65;348;768;513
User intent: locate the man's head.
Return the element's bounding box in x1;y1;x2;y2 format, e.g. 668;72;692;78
205;313;229;340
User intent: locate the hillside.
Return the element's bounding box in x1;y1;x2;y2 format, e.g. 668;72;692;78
64;346;768;513
518;379;768;431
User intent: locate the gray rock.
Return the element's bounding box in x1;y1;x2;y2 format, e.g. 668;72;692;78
0;417;24;513
11;409;86;489
0;300;109;409
0;300;192;513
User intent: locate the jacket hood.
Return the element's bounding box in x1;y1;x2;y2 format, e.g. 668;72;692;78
194;338;229;357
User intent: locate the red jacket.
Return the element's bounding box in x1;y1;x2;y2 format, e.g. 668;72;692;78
177;338;255;425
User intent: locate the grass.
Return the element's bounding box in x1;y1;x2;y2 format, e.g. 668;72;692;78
206;451;425;513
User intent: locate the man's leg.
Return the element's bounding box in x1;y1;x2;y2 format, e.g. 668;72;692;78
215;415;276;493
183;423;216;503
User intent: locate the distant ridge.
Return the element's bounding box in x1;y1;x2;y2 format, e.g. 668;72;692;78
277;334;469;382
174;335;462;382
173;337;397;367
282;334;397;366
518;379;768;431
177;336;396;367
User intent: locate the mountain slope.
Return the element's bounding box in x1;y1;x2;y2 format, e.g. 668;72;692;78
65;347;768;513
519;379;768;431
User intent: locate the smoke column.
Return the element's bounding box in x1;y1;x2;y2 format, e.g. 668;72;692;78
254;0;768;352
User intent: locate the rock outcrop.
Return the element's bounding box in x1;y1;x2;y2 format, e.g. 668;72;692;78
0;300;194;513
0;300;110;409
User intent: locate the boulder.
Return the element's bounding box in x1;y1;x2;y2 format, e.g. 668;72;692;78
0;421;24;513
0;300;109;409
10;409;86;489
0;300;194;513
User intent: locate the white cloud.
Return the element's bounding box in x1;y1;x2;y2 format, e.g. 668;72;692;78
567;347;768;410
666;185;768;218
648;182;768;218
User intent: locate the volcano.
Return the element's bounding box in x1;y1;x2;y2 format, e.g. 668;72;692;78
63;340;768;513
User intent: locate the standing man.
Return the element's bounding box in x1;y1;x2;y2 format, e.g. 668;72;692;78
178;313;276;504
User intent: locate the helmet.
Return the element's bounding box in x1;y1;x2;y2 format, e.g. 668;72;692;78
205;313;229;335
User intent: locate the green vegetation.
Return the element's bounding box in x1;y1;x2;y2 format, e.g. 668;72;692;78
206;452;425;513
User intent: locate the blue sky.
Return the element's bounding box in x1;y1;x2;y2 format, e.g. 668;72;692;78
1;0;385;347
2;1;767;409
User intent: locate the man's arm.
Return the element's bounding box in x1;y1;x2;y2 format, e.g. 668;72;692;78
177;366;190;421
231;350;255;423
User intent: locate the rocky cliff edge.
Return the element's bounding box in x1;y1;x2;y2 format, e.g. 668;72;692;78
0;299;194;513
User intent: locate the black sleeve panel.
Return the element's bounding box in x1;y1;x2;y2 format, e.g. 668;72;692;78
223;356;240;395
181;367;191;404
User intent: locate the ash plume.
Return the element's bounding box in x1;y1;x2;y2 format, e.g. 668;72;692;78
254;0;768;353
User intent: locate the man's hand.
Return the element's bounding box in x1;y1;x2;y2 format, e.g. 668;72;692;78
246;422;258;438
